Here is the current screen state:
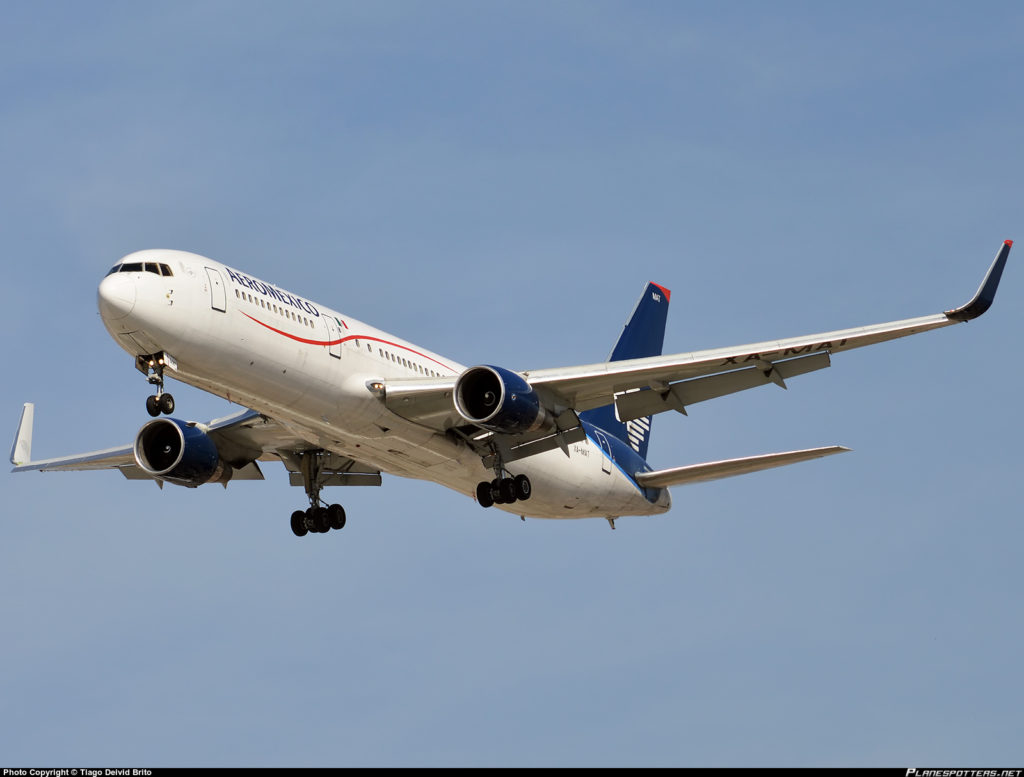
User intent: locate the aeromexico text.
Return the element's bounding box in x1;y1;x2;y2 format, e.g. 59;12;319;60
224;267;321;317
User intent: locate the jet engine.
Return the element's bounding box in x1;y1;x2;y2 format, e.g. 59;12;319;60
133;417;226;487
454;365;550;434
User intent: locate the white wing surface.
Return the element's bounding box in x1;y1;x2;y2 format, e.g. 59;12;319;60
635;446;850;488
383;240;1011;430
10;405;381;486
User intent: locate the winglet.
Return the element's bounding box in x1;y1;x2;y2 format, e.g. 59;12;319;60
10;403;34;466
944;240;1012;322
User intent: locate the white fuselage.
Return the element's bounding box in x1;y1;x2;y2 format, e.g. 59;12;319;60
97;249;672;520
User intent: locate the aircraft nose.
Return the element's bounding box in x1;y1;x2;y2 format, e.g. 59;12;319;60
97;272;137;321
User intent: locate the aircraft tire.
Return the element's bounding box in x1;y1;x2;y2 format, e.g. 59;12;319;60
328;503;346;530
146;396;160;417
304;508;320;533
476;481;494;508
314;507;330;533
159;393;175;415
499;478;517;504
513;474;532;501
291;510;308;537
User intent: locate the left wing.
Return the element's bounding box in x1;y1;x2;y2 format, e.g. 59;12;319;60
383;240;1011;435
526;239;1011;413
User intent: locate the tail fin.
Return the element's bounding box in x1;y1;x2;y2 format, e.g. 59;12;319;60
580;282;670;459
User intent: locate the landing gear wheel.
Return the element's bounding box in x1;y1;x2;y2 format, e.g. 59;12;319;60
327;504;346;530
513;474;532;501
499;477;517;504
146;396;160;417
304;508;320;533
490;478;505;504
476;481;495;508
291;510;308;537
158;393;175;414
314;507;330;533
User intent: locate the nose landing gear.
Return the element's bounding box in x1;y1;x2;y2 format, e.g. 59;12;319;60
136;353;175;417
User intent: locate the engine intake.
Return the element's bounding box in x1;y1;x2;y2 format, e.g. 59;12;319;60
454;365;549;434
134;417;226;487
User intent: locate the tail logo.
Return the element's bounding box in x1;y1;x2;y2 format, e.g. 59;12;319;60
626;416;651;453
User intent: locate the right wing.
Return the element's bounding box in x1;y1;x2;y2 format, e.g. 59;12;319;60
10;403;141;475
10;404;381;487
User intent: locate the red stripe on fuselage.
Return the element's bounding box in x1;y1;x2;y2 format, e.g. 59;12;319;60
241;312;455;372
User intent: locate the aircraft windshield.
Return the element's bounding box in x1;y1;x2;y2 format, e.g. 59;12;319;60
105;262;174;277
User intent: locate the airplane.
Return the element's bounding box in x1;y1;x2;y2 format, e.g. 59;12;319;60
10;240;1012;533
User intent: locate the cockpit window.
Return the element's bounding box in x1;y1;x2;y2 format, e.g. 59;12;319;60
105;262;174;277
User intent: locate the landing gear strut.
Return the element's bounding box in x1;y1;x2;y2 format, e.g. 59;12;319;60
290;451;347;537
137;353;175;417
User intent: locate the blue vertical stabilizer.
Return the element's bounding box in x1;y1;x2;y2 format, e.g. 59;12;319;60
579;282;670;459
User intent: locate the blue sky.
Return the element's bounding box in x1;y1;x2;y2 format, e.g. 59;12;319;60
2;1;1022;767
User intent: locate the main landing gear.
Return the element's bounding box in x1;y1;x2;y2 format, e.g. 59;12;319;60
291;503;346;537
476;473;531;509
137;353;175;417
290;450;347;537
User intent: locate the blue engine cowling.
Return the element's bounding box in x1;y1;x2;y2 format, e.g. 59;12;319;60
133;417;225;487
454;365;550;434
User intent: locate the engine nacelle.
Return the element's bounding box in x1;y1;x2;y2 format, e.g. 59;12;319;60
454;365;550;434
133;417;226;487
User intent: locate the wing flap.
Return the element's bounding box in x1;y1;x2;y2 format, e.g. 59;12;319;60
635;445;850;488
13;446;140;473
527;313;952;411
287;471;382;487
383;377;460;430
615;351;831;423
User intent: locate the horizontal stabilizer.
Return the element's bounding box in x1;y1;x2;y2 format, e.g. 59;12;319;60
634;445;850;488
